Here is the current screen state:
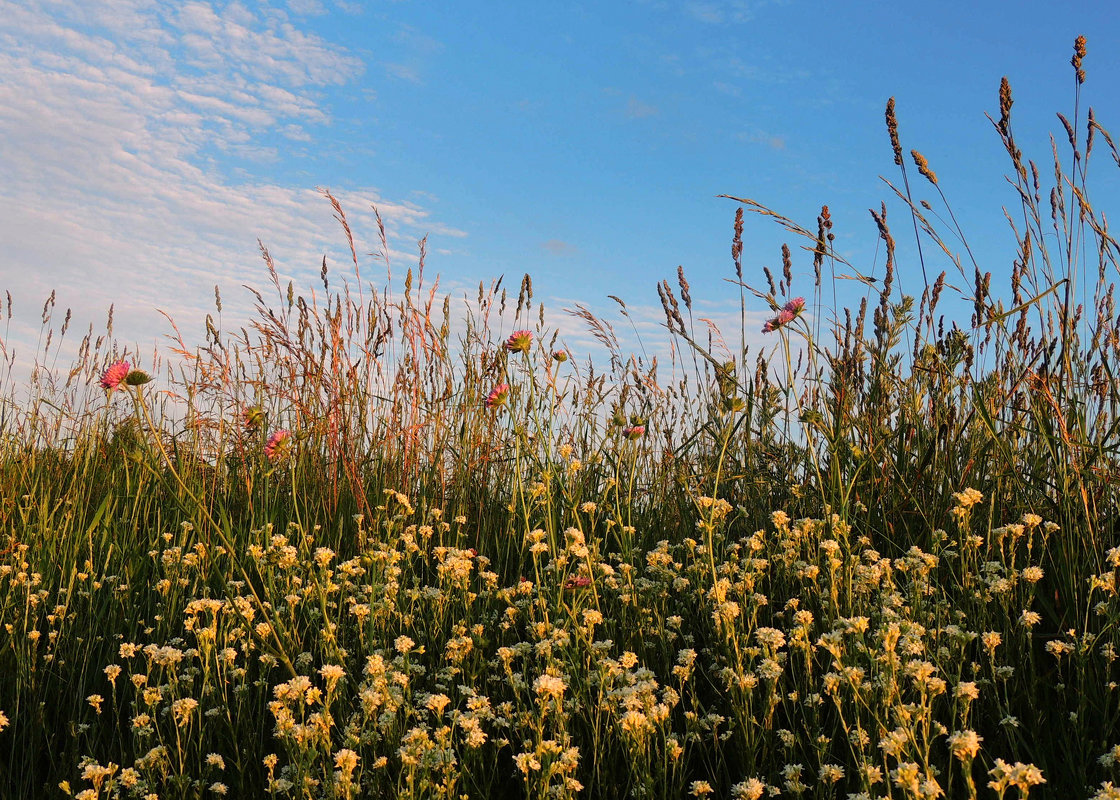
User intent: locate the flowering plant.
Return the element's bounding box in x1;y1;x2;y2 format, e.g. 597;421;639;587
762;297;806;333
505;330;532;353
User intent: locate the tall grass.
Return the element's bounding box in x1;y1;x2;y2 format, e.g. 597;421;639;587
1;38;1119;799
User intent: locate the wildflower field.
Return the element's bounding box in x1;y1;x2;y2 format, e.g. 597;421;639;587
4;41;1120;800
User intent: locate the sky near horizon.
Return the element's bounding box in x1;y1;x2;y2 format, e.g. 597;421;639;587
2;0;1119;377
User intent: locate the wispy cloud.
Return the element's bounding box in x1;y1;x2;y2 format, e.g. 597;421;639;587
625;95;660;119
287;0;328;16
738;128;787;150
684;1;786;25
393;24;443;56
541;239;578;256
383;62;422;83
381;23;442;83
637;0;786;25
685;3;727;24
0;0;461;372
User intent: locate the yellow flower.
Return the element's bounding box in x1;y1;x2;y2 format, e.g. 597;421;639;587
426;693;451;715
731;778;766;800
514;752;542;774
533;673;566;700
334;748;359;773
953;487;984;508
819;764;845;783
171;697;199;727
1046;640;1073;658
582;609;604;628
948;729;983;761
319;664;346;683
956;681;980;700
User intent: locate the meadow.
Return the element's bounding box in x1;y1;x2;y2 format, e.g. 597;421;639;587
2;40;1120;799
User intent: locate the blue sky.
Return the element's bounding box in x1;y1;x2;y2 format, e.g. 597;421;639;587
2;0;1119;372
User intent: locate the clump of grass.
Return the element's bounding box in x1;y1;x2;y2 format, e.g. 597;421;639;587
0;36;1119;800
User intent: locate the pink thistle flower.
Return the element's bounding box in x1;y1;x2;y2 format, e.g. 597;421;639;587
264;429;292;462
783;296;806;315
505;330;532;353
763;297;807;334
564;575;591;590
100;360;130;391
485;383;510;410
552;349;568;363
622;425;646;440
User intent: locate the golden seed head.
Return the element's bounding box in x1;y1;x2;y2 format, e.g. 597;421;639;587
998;77;1013;134
911;150;938;185
1072;35;1087;84
885;97;903;165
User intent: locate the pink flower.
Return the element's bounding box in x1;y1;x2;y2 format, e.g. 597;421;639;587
100;360;130;391
762;297;806;333
622;425;646;440
485;383;510;410
552;349;568;363
564;575;591;590
264;429;292;462
505;330;532;353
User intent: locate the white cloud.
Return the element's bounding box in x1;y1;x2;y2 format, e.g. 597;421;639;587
287;0;327;16
0;0;463;379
